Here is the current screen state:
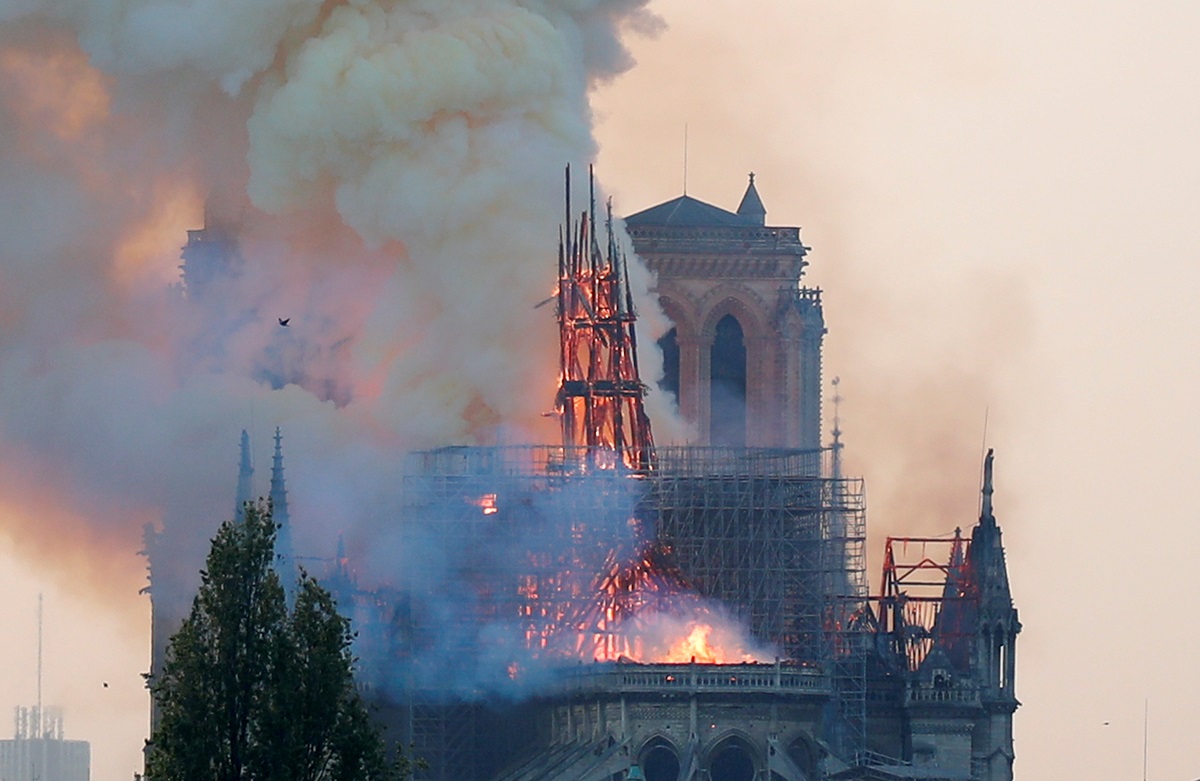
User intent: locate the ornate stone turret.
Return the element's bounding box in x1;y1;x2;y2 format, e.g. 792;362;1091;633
968;448;1021;781
269;427;297;600
887;450;1020;780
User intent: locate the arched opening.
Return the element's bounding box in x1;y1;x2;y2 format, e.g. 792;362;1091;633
787;736;818;779
657;327;680;409
710;314;747;446
641;742;680;781
709;741;755;781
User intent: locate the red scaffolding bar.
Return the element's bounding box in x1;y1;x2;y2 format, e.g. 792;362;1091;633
877;529;977;672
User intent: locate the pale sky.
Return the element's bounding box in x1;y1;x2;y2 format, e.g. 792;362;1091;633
598;3;1200;778
2;3;1199;781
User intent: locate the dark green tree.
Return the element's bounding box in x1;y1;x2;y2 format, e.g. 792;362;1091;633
146;501;410;781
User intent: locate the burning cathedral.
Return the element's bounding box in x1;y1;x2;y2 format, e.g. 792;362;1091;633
146;172;1020;781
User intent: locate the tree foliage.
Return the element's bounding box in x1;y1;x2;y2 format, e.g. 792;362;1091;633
146;501;411;781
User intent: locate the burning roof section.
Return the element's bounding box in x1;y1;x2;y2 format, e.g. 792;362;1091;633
555;165;655;473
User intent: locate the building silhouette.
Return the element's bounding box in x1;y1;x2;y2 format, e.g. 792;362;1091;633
146;175;1020;781
0;707;89;781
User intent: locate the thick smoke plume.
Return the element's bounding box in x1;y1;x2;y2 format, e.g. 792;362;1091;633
348;471;775;699
0;1;677;614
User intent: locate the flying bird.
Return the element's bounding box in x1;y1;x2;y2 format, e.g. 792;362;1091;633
278;318;290;327
102;682;109;688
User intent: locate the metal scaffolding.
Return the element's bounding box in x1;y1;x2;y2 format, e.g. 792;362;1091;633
821;473;870;762
384;444;868;778
877;530;976;674
387;176;871;777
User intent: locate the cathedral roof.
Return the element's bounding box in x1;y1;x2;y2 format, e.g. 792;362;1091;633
624;194;758;228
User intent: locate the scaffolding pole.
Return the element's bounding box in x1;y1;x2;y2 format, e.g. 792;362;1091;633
387;445;868;776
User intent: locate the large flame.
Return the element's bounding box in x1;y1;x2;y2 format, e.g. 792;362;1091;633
562;539;773;664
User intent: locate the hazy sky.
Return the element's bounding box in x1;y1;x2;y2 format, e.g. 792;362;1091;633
593;3;1200;778
2;3;1199;781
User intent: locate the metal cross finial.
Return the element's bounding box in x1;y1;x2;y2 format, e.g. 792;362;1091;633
748;171;755;185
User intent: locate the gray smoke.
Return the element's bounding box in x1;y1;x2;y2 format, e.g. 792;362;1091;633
0;0;682;618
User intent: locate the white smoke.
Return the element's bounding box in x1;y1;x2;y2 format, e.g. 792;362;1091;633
0;0;678;601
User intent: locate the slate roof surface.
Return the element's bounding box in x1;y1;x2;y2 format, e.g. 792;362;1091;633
624;194;757;228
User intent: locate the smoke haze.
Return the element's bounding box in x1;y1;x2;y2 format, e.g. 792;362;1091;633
0;0;682;606
591;4;1200;781
591;3;1036;549
16;4;1199;781
0;8;683;774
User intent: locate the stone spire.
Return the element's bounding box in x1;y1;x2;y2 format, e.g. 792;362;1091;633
736;172;766;225
325;532;356;605
270;427;297;601
971;449;1012;608
234;429;254;521
967;448;1021;780
269;428;291;531
980;447;996;527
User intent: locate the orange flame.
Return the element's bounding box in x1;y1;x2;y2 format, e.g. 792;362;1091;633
560;540;770;664
471;493;499;515
666;624;721;663
660;621;764;664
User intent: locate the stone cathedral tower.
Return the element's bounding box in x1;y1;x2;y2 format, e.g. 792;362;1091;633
625;175;825;449
145;172;1019;781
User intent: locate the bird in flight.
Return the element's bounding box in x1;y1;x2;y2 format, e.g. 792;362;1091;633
278;318;290;327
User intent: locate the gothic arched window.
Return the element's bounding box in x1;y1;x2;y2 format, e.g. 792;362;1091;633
657;327;680;408
708;738;755;781
710;314;747;446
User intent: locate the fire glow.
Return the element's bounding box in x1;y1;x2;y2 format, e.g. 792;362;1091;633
473;493;499;515
501;519;773;668
544;187;769;666
564;542;773;665
607;611;770;665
